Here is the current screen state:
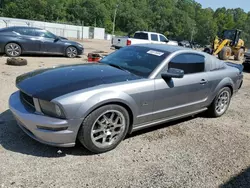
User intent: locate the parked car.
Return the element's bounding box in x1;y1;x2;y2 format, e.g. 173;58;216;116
243;49;250;69
0;26;84;58
9;44;243;153
111;31;178;49
178;40;192;48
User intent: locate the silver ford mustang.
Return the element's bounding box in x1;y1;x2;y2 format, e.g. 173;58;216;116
9;44;244;153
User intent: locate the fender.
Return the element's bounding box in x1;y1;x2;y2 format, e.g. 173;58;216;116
208;77;234;104
75;90;138;120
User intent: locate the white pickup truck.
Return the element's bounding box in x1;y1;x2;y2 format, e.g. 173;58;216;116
111;31;178;49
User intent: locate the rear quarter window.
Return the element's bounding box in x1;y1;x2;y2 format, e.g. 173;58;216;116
0;28;11;32
134;33;148;40
168;53;205;74
14;28;36;36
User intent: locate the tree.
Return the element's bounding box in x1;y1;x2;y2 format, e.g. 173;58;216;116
1;0;249;47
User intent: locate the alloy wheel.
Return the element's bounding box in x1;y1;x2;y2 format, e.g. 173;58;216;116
91;110;126;148
6;43;21;57
66;47;77;58
215;90;230;115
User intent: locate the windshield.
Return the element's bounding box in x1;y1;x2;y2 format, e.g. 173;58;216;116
223;30;236;40
100;46;169;77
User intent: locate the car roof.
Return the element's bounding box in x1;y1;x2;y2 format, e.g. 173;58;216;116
135;31;162;35
133;43;195;53
131;43;227;71
1;26;43;30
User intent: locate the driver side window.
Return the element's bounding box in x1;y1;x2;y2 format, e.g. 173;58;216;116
168;53;205;74
35;30;55;39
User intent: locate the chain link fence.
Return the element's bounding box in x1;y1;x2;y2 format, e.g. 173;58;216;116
0;17;111;40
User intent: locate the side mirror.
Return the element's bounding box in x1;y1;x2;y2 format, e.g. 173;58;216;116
54;37;60;42
161;68;184;79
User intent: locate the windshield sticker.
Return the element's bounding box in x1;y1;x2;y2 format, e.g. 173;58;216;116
147;50;164;56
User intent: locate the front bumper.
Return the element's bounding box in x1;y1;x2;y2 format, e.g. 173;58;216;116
9;91;82;147
77;47;84;55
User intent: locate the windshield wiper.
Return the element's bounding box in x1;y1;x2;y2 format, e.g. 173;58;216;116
107;63;131;74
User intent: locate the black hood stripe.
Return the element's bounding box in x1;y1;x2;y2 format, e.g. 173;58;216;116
16;63;142;101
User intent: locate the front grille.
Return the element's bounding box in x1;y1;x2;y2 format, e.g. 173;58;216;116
20;91;35;111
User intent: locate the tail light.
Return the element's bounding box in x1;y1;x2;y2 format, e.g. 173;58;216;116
127;39;131;46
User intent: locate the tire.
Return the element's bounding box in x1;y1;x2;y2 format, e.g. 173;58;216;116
204;47;213;54
207;87;232;117
218;47;231;60
5;43;22;57
77;104;130;153
6;57;27;66
242;62;250;71
234;48;244;61
65;46;78;58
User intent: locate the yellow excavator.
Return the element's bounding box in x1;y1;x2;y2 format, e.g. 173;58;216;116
204;29;246;61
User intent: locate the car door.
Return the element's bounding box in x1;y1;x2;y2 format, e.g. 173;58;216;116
159;35;168;44
14;28;42;53
151;53;210;121
35;29;64;54
150;34;160;44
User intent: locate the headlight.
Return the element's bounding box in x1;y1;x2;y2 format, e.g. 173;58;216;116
39;99;65;119
78;44;83;48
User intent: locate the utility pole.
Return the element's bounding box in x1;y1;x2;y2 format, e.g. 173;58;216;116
112;4;119;36
81;20;84;40
190;23;196;42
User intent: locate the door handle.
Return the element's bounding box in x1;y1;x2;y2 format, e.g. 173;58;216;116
200;79;208;84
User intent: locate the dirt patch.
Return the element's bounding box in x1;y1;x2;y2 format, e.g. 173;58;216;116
0;40;249;187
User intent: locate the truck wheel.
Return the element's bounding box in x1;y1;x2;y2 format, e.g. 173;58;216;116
234;48;244;61
207;87;232;117
218;47;231;60
77;104;130;153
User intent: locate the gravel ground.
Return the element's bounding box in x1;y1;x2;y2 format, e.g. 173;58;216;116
0;40;250;188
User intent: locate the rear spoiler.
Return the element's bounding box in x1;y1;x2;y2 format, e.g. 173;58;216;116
226;62;244;73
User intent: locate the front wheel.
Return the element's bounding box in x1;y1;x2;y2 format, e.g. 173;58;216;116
218;47;231;60
234;48;245;61
207;87;232;117
65;46;78;58
77;104;130;153
204;47;213;54
5;43;22;57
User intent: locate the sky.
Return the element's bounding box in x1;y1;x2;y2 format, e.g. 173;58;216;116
195;0;250;12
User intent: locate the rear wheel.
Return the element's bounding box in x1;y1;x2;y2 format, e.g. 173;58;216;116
207;87;232;117
204;47;213;54
234;48;244;61
77;104;130;153
218;46;231;60
5;43;22;57
66;46;78;58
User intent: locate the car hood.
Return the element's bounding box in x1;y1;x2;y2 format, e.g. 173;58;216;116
16;63;142;101
61;40;82;48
